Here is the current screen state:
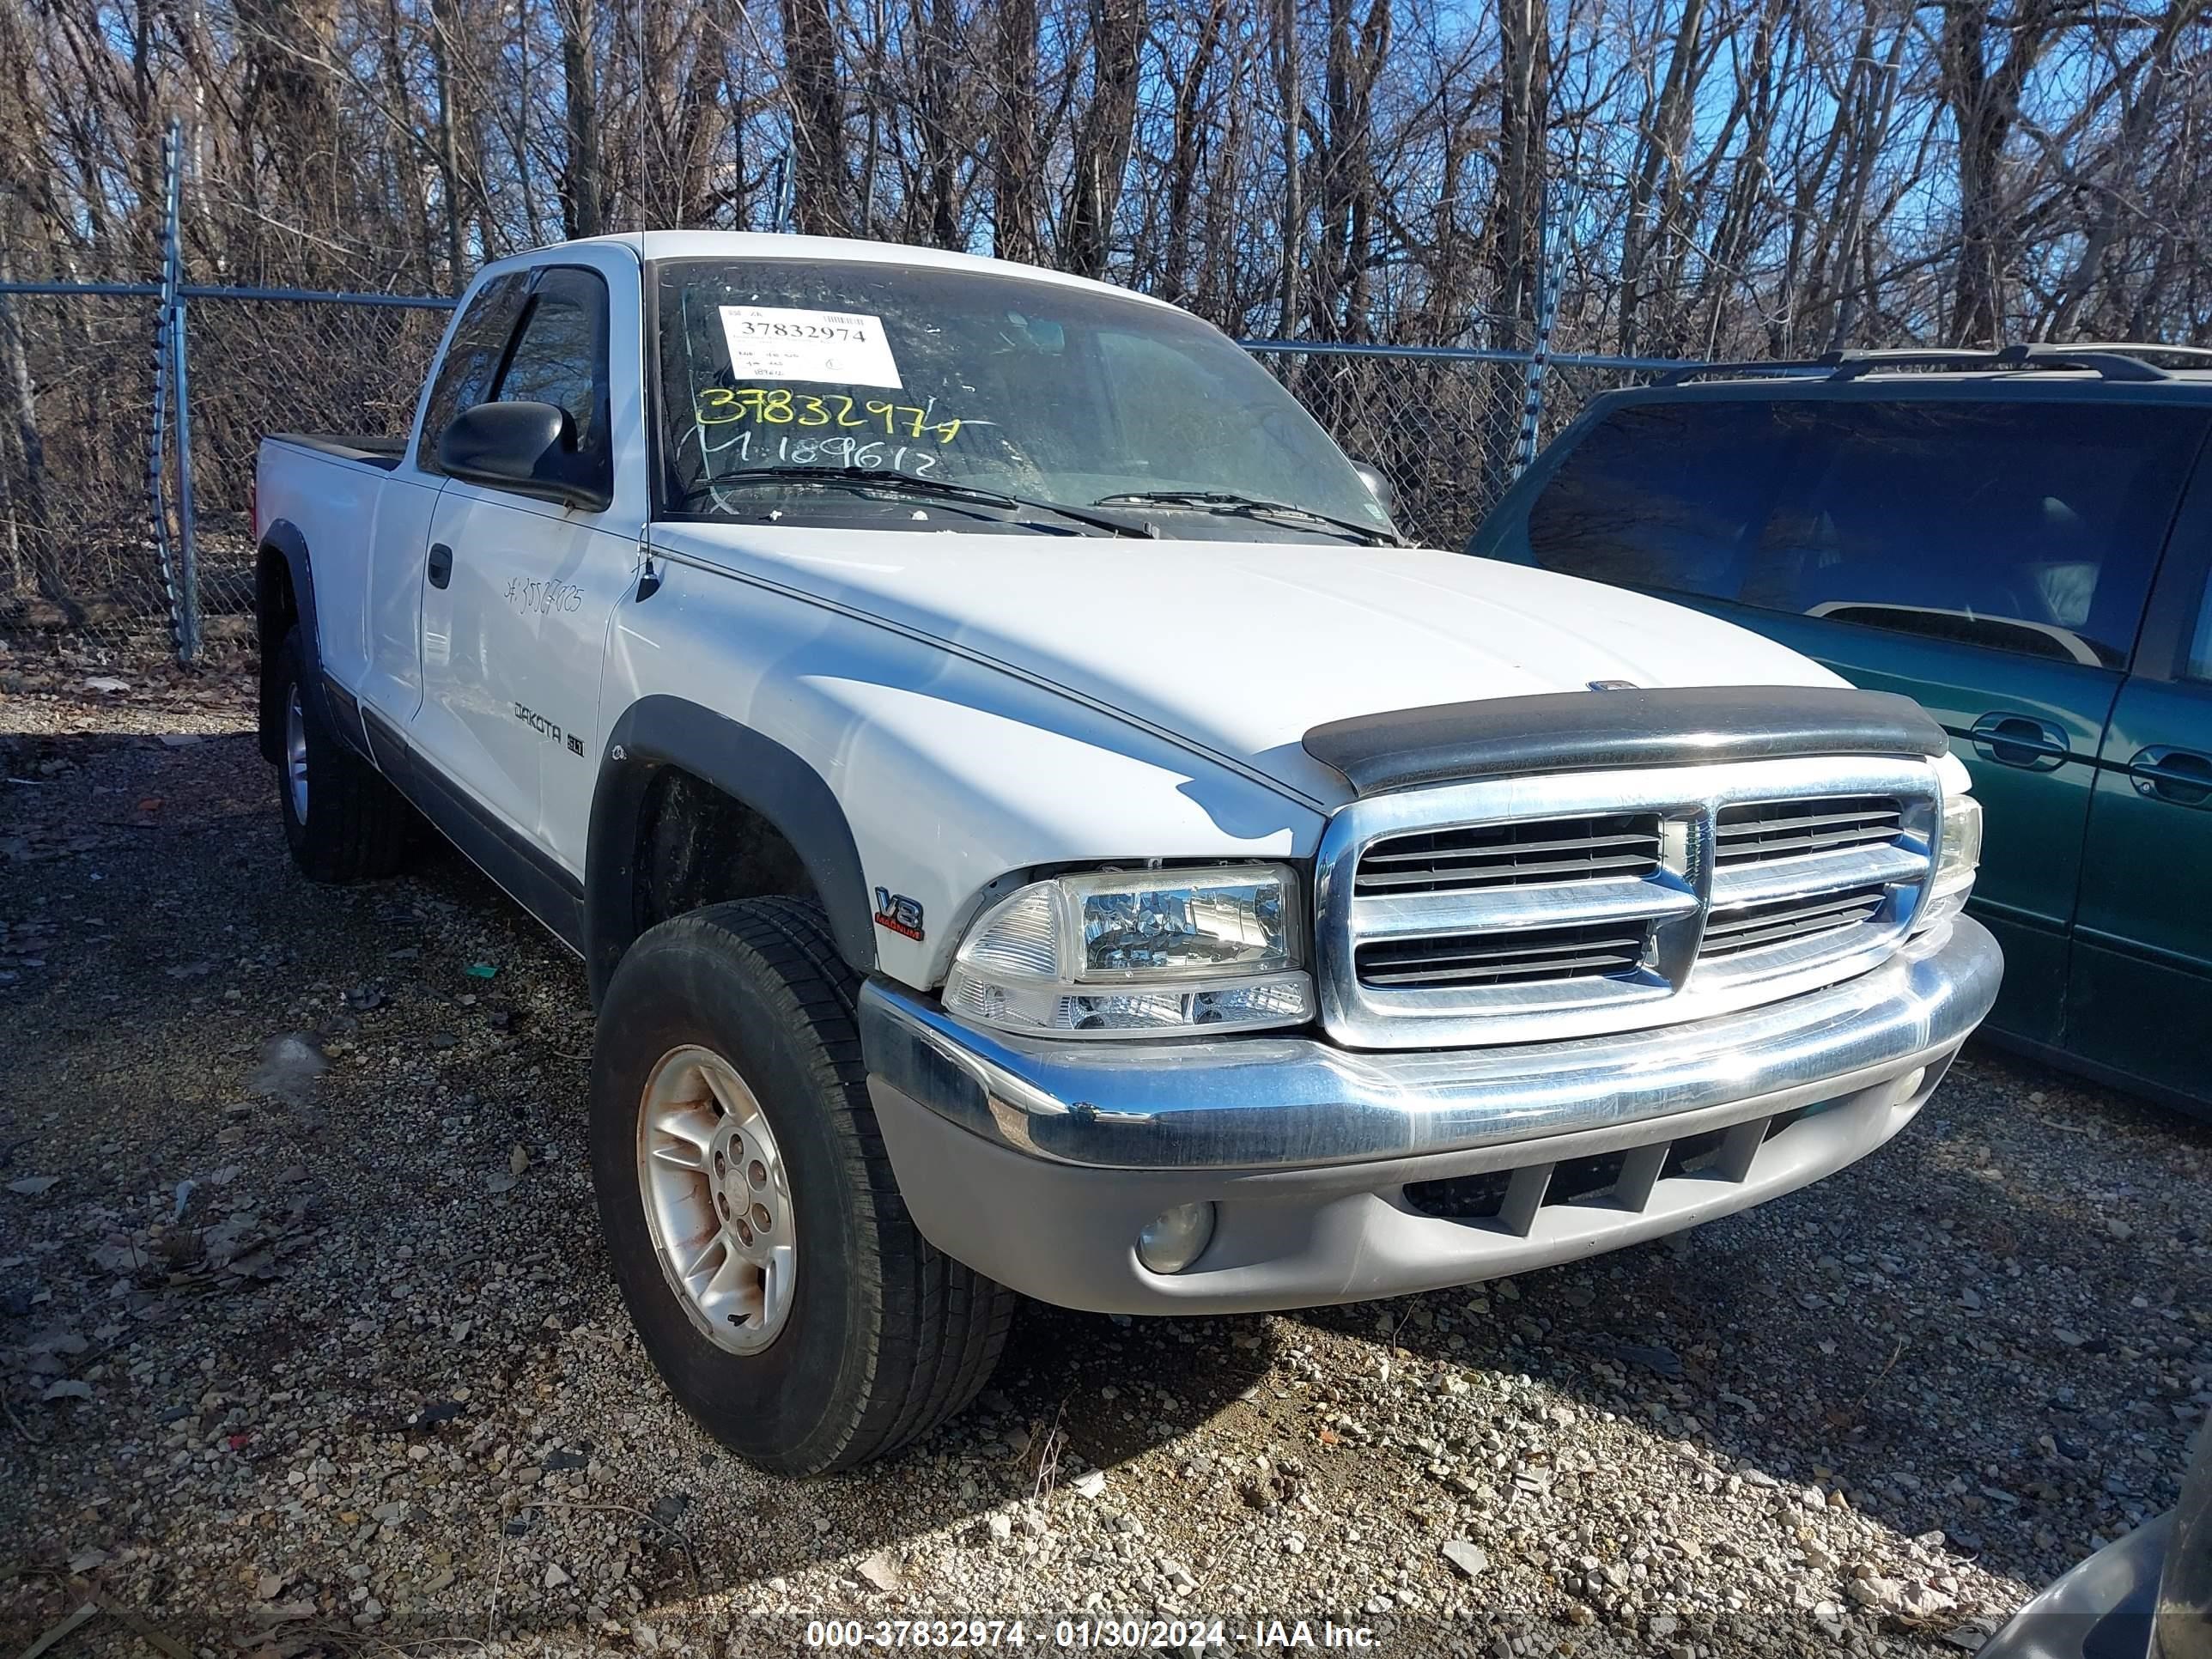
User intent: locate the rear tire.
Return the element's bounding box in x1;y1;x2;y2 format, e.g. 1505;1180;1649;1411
589;896;1013;1474
269;628;411;883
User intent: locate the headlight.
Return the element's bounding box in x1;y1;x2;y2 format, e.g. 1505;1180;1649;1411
945;865;1315;1036
1915;793;1982;933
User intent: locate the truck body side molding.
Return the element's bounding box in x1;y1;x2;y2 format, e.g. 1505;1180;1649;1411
358;705;588;955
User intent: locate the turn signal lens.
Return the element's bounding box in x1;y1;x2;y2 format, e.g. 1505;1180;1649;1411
1915;793;1982;934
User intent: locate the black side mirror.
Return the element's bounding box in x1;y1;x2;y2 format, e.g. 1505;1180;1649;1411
1352;459;1398;520
438;400;611;511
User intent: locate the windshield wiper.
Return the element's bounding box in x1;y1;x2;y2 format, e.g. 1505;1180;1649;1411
1092;489;1401;546
678;467;1149;538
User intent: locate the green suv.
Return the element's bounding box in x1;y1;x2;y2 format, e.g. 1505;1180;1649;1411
1469;345;2212;1115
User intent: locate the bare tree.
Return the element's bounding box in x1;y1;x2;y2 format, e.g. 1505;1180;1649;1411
1939;0;2070;344
558;0;605;235
781;0;848;234
1065;0;1146;277
1270;0;1303;337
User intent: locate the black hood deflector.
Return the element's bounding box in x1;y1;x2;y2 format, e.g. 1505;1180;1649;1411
1304;684;1948;798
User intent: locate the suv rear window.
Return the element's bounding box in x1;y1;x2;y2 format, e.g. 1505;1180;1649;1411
1527;398;2208;668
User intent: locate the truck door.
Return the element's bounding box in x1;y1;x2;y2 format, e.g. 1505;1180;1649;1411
359;270;528;726
2068;465;2212;1110
410;253;644;870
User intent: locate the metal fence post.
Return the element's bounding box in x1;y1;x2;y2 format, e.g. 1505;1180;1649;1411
770;153;794;234
172;293;198;661
1513;189;1571;481
152;117;199;665
148;135;177;660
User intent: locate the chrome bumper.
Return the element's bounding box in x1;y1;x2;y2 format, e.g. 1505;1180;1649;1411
860;916;2002;1173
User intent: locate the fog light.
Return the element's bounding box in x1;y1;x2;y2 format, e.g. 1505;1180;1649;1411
1135;1202;1216;1274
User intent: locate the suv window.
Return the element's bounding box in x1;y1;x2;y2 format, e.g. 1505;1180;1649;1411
1522;401;1780;600
1528;398;2208;668
492;266;609;458
417;271;527;473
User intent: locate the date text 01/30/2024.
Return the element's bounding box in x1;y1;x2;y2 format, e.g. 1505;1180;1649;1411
802;1620;1380;1649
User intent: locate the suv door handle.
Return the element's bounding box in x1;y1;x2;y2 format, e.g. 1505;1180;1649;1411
2128;745;2212;808
427;542;453;589
1969;712;2070;771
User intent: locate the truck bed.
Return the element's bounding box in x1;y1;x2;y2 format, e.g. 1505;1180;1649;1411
264;432;407;471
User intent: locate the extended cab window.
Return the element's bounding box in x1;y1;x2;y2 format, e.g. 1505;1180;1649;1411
1530;398;2207;668
417;271;526;474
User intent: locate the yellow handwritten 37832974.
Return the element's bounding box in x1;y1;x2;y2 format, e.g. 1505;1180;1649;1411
696;386;963;444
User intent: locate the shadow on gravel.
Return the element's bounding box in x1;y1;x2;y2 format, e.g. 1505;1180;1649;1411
1278;1048;2208;1610
2;720;1286;1648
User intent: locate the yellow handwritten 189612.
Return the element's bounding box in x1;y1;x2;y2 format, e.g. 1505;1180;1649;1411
696;387;963;444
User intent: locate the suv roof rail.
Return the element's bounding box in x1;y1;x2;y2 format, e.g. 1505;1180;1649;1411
1655;341;2205;388
2062;341;2212;366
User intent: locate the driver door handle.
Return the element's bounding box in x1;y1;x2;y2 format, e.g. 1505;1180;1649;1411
427;542;453;590
1969;712;2070;771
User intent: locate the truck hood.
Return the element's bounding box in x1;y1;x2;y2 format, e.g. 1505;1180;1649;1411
654;524;1844;804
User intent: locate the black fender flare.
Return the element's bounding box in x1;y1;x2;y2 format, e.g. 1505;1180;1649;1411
585;696;878;1005
255;520;329;763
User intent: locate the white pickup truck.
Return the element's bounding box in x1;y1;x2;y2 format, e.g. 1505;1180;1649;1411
253;231;2000;1474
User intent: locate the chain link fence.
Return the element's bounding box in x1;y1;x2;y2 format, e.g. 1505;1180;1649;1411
1;296;1675;666
0;279;456;664
180;295;456;653
0;287;169;659
2;160;1689;664
1243;343;1676;552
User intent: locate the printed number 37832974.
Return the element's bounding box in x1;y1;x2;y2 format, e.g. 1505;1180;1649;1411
696;387;962;444
724;317;863;342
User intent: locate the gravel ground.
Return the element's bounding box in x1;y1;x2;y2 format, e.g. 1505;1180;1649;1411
3;659;2209;1659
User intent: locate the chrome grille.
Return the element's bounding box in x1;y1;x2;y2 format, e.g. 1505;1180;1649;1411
1715;796;1903;864
1698;884;1889;958
1355;813;1662;895
1356;919;1651;990
1315;756;1942;1049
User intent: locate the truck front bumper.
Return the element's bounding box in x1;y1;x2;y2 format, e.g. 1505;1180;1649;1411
861;915;2001;1314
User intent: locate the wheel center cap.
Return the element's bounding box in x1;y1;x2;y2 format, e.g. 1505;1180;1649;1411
707;1119;768;1248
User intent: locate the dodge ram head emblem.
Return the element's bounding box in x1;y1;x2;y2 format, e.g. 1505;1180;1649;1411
873;889;925;941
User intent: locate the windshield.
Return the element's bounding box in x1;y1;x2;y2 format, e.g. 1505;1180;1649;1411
651;258;1393;541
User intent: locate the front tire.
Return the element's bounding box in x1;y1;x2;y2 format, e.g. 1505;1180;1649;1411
268;628;410;883
590;897;1013;1474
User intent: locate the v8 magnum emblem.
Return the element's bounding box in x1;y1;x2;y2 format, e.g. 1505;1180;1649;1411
872;888;925;942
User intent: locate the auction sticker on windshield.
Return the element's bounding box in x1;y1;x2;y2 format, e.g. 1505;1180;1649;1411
718;305;902;388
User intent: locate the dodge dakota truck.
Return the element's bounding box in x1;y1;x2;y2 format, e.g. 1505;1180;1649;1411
252;231;2001;1474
